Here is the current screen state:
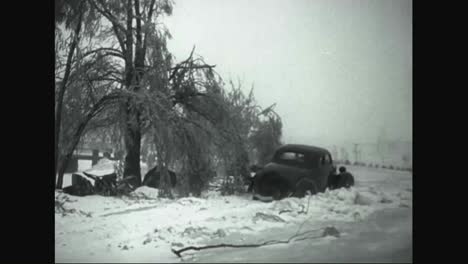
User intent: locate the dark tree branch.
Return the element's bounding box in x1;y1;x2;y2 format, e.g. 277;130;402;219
142;0;156;55
171;228;325;258
90;77;124;84
88;0;127;54
170;65;216;71
124;0;134;89
171;92;206;106
55;1;85;183
168;46;196;81
258;103;277;116
57;91;124;188
134;0;142;52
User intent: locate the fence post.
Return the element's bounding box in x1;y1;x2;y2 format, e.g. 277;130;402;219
92;149;99;165
65;156;79;173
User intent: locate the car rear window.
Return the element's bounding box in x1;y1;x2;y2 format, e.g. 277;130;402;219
322;154;331;164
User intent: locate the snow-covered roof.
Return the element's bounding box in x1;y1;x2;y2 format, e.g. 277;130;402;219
83;158;117;177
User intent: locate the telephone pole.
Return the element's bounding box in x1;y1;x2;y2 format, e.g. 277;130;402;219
353;143;360;164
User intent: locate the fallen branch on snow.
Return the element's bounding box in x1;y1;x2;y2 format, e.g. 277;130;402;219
171;227;328;258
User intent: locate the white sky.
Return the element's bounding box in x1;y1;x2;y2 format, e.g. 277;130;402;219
164;0;412;146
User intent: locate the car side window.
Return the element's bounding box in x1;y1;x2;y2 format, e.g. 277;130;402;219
296;153;305;162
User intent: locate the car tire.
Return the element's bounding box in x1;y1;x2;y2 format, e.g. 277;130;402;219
327;173;338;190
294;178;318;198
257;174;290;200
271;187;282;200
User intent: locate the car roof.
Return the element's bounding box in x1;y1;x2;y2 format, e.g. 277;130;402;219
275;144;330;155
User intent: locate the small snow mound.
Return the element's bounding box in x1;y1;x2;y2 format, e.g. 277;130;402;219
177;197;205;206
96;158;115;166
55;194;92;217
334;188;358;204
270;197;303;212
380;196;393;204
84;158;117;177
397;192;411;200
181;226;211;239
252;212;285;223
200;190;222;199
213;228;227;238
55;191;77;204
132;186;159;199
171;242;184;248
354;192;374;206
399;202;410;208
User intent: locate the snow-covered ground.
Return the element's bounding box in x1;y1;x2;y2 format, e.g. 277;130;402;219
55;165;412;263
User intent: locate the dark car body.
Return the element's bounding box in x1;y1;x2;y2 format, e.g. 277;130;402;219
252;144;336;199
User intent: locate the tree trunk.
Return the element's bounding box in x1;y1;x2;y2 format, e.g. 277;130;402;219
158;154;173;199
121;0;147;188
57;152;74;189
56;114;90;188
123;99;142;187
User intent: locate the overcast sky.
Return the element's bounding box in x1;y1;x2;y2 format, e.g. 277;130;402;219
164;0;412;146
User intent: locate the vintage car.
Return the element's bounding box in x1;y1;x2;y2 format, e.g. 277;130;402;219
252;144;338;200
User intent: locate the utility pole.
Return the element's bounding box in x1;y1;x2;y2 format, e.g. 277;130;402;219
353;143;360;164
332;145;338;161
340;147;349;163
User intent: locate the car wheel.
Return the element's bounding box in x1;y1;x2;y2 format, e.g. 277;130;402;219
258;174;290;200
327;173;338;190
294;178;318;198
272;187;282;200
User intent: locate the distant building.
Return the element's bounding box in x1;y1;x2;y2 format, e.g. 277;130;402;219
75;129;118;156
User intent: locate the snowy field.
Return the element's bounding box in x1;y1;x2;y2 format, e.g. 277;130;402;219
55;165;412;263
